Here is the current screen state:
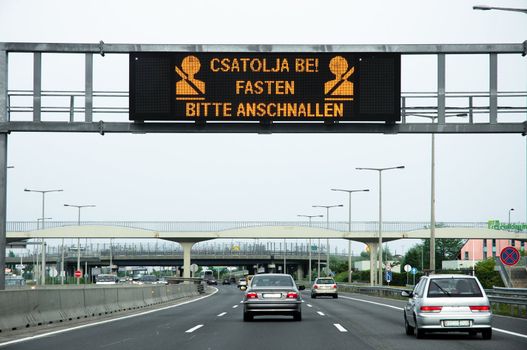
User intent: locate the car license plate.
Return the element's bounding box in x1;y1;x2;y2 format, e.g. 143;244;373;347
263;293;281;298
443;320;471;327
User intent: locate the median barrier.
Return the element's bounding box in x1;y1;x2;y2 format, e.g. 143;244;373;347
84;287;108;316
29;289;63;327
58;288;87;320
0;284;200;333
0;290;32;331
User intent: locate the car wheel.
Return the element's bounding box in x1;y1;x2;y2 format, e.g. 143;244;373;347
243;312;253;322
404;315;414;336
293;311;302;321
482;328;492;340
311;294;316;299
333;294;338;299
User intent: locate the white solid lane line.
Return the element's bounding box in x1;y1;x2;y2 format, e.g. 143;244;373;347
0;288;220;348
217;312;227;317
185;324;204;333
334;324;348;332
493;328;527;339
317;311;325;316
340;294;527;339
232;305;239;309
307;304;313;308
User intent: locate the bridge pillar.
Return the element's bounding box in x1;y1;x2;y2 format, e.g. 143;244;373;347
179;241;197;279
368;243;378;286
297;264;304;281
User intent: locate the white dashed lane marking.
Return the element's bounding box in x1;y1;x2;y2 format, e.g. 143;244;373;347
217;312;227;317
185;325;203;333
334;324;348;332
307;304;313;308
317;311;325;316
232;305;239;309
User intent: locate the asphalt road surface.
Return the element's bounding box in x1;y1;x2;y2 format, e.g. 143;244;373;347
1;285;526;350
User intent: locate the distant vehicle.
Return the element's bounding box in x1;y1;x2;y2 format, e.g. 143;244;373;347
5;276;26;287
135;275;158;285
222;278;230;285
402;274;492;339
229;277;236;284
242;273;304;321
237;278;247;288
95;274;118;285
157;277;168;285
311;277;338;298
206;278;218;285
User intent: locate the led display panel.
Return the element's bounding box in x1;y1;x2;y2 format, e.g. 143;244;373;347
130;52;400;122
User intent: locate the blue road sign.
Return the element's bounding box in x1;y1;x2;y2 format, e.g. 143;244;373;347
385;271;393;282
410;267;417;275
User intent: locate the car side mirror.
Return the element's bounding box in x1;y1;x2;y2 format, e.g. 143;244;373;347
401;291;413;298
240;286;247;291
298;285;305;291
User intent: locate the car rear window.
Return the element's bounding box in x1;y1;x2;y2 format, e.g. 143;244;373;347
427;278;483;298
251;275;294;287
316;279;335;284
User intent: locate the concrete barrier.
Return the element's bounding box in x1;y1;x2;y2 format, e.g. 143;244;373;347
0;284;199;333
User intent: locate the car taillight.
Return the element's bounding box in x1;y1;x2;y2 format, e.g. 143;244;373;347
332;284;337;289
470;305;490;312
313;284;318;289
246;292;258;299
420;306;442;313
286;292;298;299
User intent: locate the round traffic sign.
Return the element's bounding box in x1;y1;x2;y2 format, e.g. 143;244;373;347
404;264;411;272
410;267;417;275
190;264;199;273
49;268;58;278
500;246;520;266
74;270;82;278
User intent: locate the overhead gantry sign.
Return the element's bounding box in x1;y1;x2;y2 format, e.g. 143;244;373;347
130;53;400;122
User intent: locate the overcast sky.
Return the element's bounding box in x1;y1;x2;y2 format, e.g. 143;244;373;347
1;0;526;254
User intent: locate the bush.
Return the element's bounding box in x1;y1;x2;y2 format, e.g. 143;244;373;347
475;258;504;289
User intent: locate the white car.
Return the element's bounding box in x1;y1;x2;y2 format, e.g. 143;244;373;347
237;278;247;288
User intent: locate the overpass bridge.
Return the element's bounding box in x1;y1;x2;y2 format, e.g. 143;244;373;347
6;220;526;278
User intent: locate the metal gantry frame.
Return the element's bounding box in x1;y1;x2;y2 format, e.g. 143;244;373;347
0;42;526;289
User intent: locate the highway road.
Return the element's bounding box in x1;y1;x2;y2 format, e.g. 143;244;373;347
1;285;526;350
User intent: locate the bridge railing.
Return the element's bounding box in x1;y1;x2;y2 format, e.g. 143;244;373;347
6;220;490;232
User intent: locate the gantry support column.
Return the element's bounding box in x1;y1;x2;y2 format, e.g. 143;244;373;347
0;50;7;291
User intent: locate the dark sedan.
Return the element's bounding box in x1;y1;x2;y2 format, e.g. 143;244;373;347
242;273;304;321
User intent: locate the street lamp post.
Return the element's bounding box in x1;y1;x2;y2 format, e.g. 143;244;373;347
64;204;95;285
298;214;323;284
24;188;63;285
473;5;527;14
313;204;343;276
413;113;467;272
508;208;515;225
356;166;404;286
331;188;369;283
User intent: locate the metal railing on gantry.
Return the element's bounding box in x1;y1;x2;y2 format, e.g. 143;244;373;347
7;221;490;232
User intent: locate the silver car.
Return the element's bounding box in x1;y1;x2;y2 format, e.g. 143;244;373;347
402;274;492;339
242;274;304;321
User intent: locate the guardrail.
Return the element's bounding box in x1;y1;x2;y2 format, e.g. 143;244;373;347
338;284;527;318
